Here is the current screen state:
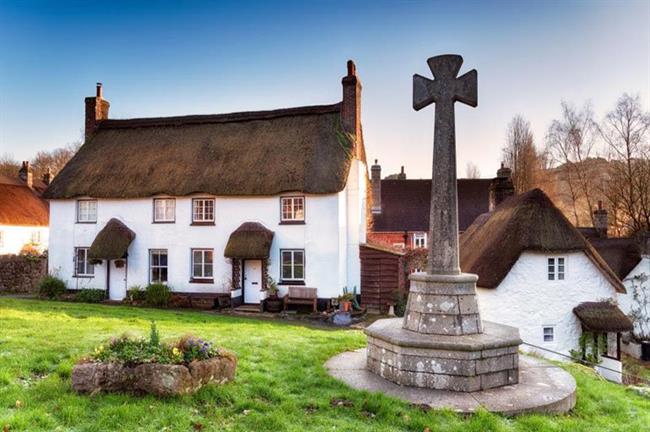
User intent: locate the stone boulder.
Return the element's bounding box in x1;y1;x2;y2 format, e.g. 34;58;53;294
72;355;237;396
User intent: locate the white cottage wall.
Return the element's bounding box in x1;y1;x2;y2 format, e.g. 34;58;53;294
476;251;620;360
0;225;49;255
617;256;650;339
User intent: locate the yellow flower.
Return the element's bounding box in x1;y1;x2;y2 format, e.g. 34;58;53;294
172;347;181;356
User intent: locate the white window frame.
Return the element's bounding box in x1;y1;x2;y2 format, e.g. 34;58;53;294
280;249;305;282
547;257;565;281
31;230;41;244
413;232;427;248
280;196;305;222
192;198;215;223
77;200;97;223
191;249;214;280
153;198;175;223
149;249;168;283
543;326;555;342
74;247;94;277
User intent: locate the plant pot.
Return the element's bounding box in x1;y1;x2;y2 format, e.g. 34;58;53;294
114;259;125;268
339;301;352;312
641;341;650;361
265;296;283;313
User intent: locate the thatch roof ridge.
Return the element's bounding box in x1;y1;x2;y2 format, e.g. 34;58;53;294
460;188;625;292
99;103;341;130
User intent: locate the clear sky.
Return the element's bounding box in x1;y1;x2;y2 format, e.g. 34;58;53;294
1;0;648;179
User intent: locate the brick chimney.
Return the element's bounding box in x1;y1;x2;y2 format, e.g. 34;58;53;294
371;159;382;214
42;167;52;186
85;82;110;141
397;166;406;180
489;163;515;211
593;201;608;238
341;60;362;156
18;161;33;188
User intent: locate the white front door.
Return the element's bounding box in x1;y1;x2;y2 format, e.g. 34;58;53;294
243;260;262;304
109;260;127;300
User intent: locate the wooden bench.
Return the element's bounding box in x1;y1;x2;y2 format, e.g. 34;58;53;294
283;286;318;312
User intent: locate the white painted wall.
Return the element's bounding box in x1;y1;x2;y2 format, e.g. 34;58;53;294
0;224;49;255
47;163;367;301
616;256;650;340
476;251;620;361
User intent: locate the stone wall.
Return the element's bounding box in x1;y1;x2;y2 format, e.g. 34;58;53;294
0;255;47;294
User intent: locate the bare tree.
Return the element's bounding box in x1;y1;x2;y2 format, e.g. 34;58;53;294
546;102;600;226
465;162;480;179
0;153;19;178
599;94;650;235
502;115;542;193
31;141;82;179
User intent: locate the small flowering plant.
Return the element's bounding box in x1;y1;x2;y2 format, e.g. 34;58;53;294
88;322;222;366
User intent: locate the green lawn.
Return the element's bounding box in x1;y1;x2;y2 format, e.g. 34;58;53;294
0;298;648;431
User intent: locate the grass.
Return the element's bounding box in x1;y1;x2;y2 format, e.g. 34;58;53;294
0;298;648;431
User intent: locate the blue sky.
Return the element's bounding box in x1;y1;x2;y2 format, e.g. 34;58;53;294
1;0;648;178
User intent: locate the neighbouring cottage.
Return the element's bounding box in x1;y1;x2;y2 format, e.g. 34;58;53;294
459;188;632;381
43;61;368;307
0;163;50;255
367;162;514;250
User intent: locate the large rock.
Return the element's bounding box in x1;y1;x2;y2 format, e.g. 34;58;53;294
72;354;237;396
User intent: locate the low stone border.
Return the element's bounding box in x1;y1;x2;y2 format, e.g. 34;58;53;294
72;355;237;396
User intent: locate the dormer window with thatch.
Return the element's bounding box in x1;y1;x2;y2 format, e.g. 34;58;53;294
153;198;175;223
192;198;215;225
280;196;305;224
547;257;565;281
77;199;97;223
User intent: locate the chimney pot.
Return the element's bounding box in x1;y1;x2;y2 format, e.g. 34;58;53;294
347;60;356;77
96;82;103;98
593;201;608;238
397;166;407;180
42;167;52;185
18;161;33;189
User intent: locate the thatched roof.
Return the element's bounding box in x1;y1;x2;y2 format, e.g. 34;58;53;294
44;104;358;199
0;174;49;226
459;188;625;292
573;302;633;332
89;218;136;260
588;237;643;280
224;222;274;259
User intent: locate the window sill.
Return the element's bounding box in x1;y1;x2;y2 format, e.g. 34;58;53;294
76;221;97;224
191;222;215;226
73;275;95;279
279;280;305;286
189;278;214;284
279;221;305;225
152;221;175;224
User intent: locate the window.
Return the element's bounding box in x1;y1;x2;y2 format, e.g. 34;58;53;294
75;247;94;277
413;232;427;248
153;199;175;222
543;326;554;342
191;249;213;280
31;231;41;244
192;198;215;223
149;249;168;283
281;249;305;282
548;257;565;280
280;196;305;222
77;200;97;223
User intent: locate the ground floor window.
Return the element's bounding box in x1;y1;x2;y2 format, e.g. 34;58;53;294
543;326;554;342
191;249;213;280
149;249;168;283
281;249;304;282
75;247;94;277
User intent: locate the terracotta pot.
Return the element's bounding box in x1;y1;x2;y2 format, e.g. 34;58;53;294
340;301;352;312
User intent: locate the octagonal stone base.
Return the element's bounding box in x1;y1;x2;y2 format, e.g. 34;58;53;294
365;318;522;392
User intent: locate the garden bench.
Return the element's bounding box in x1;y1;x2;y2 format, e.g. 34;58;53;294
283;286;318;312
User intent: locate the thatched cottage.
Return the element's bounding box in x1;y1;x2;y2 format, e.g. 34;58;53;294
44;61;368;306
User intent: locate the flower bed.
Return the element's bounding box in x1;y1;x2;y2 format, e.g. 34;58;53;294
71;322;237;396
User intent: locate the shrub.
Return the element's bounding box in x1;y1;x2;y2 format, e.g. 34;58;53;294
393;290;407;317
126;285;147;303
75;289;106;303
145;283;171;307
38;275;66;300
149;321;160;347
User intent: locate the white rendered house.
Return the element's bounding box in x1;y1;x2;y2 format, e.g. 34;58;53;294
460;189;632;381
44;61;368;306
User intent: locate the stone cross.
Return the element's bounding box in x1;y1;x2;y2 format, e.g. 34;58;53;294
413;55;477;275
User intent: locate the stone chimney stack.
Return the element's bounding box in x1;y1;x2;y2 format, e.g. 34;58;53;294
489;163;515;211
640;231;650;257
397;166;407;180
593;201;608;238
371;159;382;214
18;161;33;189
85;82;110;141
341;60;362;156
42;167;53;186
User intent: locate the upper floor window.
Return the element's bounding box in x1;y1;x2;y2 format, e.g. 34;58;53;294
149;249;168;283
281;249;305;282
280;196;305;223
75;247;94;277
547;257;565;281
77;200;97;223
191;249;214;280
153;198;175;223
192;198;215;224
31;231;41;244
413;232;427;248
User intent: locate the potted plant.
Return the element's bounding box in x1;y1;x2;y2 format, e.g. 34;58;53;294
337;290;354;313
114;259;126;268
264;277;282;313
